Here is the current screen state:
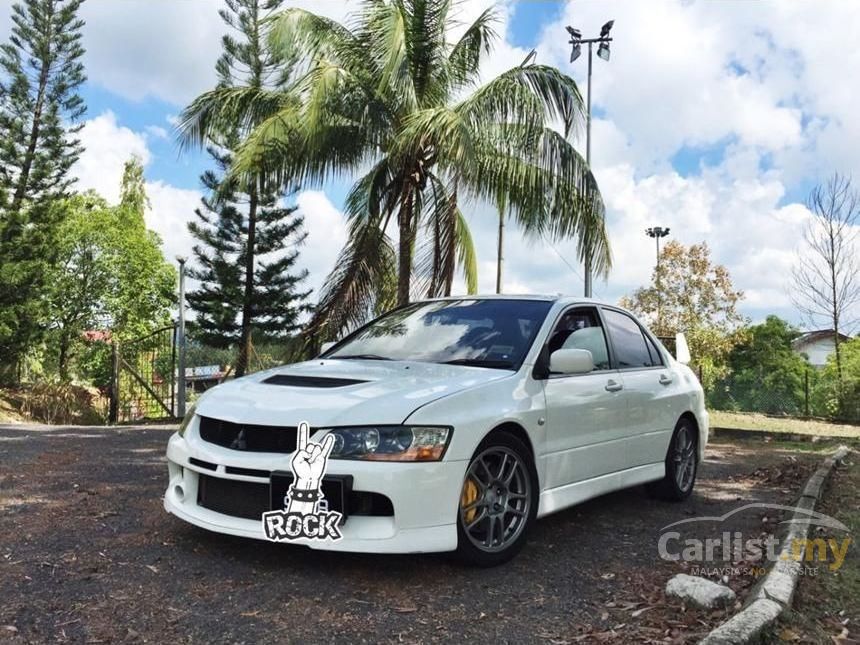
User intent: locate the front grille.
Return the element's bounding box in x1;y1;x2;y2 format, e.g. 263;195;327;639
198;416;299;453
196;474;393;520
197;473;269;520
189;457;217;471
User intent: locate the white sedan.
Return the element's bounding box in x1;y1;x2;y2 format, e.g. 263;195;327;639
164;296;708;566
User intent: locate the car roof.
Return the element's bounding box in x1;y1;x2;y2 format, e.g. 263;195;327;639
422;294;618;307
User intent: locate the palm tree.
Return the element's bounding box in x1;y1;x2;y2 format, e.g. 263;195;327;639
179;0;610;340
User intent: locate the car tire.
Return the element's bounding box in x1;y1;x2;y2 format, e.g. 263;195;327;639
646;417;699;501
454;431;538;567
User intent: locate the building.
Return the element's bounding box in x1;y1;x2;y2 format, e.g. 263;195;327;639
792;330;852;367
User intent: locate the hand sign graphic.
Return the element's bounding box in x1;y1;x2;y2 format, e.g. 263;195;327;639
287;422;335;514
261;421;344;542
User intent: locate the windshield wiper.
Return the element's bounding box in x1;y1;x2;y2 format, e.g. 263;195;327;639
331;354;392;361
441;358;514;369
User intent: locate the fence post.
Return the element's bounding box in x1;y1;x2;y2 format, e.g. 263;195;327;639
804;368;810;417
109;341;119;424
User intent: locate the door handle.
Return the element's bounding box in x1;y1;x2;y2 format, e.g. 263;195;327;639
659;374;673;385
605;379;623;392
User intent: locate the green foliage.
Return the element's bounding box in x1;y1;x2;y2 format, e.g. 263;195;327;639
0;0;86;211
813;337;860;421
183;0;311;376
620;240;747;389
0;0;86;377
178;0;609;341
186;146;311;350
710;316;810;415
43;159;176;381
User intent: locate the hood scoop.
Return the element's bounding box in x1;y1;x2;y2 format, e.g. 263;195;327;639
262;374;368;388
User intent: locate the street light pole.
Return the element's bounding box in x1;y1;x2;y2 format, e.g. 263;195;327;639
583;41;594;298
645;227;670;333
176;256;187;418
568;21;614;298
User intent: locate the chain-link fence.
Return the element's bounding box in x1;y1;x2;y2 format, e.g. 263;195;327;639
704;367;859;423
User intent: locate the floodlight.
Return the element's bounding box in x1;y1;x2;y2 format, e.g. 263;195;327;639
597;41;610;61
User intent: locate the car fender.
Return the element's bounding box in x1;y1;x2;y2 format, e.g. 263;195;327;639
402;372;548;486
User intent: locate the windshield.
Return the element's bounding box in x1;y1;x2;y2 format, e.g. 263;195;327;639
325;299;554;369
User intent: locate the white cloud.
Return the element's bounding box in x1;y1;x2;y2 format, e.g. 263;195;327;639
145;125;170;141
78;0;355;106
294;190;349;300
145;181;201;269
72;111;151;202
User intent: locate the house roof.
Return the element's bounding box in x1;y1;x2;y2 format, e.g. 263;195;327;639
792;329;852;348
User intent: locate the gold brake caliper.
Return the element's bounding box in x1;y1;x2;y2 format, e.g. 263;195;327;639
460;477;480;523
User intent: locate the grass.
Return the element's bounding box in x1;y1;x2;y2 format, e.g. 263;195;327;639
766;452;859;642
710;409;860;439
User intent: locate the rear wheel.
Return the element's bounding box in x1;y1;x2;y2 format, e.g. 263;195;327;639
647;418;698;501
455;432;537;567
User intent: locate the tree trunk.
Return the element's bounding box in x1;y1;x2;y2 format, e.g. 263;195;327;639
235;185;259;377
11;23;52;213
58;331;70;382
396;190;415;306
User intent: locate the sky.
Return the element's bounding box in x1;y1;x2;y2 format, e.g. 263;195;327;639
3;0;859;330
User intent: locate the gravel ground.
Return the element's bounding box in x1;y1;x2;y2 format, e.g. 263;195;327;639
0;424;825;644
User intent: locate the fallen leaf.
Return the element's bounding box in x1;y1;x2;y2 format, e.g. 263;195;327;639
778;627;801;641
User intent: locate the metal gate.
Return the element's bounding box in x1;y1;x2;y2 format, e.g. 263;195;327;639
109;325;177;423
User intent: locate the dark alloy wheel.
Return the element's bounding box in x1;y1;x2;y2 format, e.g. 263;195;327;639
646;417;699;501
455;432;538;566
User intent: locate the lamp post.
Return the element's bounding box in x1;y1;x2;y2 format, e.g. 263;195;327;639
567;20;614;298
176;256;187;418
645;227;670;333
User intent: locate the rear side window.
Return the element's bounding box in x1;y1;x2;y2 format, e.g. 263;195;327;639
644;334;664;366
602;309;654;369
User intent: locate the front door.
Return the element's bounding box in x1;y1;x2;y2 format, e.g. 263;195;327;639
542;306;629;489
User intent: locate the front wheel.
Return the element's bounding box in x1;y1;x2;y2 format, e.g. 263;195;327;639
455;432;538;567
646;418;699;501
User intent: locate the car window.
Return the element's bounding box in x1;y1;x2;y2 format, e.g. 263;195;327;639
644;333;664;366
547;307;610;370
326;299;553;369
602;309;654;369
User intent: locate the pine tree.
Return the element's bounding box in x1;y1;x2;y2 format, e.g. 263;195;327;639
187;146;311;357
0;0;86;377
0;0;86;212
186;0;310;375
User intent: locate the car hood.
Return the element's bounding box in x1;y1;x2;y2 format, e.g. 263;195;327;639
194;359;512;427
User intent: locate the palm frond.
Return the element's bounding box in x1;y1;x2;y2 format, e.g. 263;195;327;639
267;8;353;64
305;160;400;339
176;86;291;151
446;6;498;91
459;63;585;140
454;206;478;294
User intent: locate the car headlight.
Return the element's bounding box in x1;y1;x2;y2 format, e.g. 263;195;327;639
326;426;451;462
177;404;196;437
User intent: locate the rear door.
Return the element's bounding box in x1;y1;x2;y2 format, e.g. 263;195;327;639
600;308;677;468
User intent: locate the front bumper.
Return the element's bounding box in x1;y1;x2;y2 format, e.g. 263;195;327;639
163;430;465;554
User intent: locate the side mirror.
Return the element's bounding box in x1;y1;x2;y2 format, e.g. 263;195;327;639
549;348;594;375
675;332;691;364
320;341;336;354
